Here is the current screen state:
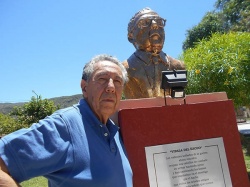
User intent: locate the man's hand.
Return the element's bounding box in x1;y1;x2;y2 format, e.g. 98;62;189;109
0;158;20;187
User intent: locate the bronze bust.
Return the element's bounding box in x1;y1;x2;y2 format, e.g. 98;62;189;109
123;7;185;99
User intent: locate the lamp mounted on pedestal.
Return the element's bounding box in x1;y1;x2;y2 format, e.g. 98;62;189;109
161;70;188;105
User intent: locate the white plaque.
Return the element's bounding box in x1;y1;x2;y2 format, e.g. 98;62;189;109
145;137;232;187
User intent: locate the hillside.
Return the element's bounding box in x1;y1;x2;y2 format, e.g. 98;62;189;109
0;94;83;114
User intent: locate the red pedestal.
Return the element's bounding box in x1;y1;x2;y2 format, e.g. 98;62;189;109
118;93;249;187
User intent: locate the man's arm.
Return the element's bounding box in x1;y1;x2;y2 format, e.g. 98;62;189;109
0;157;20;187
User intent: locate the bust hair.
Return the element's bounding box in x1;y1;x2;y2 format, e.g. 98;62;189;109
127;7;162;44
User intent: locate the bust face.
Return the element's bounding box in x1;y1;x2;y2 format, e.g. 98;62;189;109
129;11;166;54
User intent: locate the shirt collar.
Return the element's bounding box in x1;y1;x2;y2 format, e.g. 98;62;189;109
77;99;119;139
134;50;170;65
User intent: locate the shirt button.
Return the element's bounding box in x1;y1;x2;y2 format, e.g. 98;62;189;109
104;133;108;137
111;147;116;152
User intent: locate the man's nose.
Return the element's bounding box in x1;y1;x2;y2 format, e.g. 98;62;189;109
105;78;115;93
151;20;159;29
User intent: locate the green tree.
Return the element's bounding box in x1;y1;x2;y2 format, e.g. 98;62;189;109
181;32;250;107
183;0;250;50
215;0;250;32
183;12;224;50
11;95;59;127
0;113;19;135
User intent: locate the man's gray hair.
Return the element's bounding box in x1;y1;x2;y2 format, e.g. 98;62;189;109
82;54;128;84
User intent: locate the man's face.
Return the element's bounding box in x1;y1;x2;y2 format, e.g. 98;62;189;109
81;61;124;123
132;14;166;53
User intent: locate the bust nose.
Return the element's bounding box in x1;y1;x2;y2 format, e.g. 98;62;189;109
151;20;159;29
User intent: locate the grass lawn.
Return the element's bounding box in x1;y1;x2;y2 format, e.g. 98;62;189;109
21;176;47;187
243;148;250;179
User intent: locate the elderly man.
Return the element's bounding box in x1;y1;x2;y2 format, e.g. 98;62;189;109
123;7;185;99
0;54;132;187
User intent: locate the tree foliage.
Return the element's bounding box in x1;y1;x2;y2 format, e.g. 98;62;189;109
183;12;224;50
181;32;250;107
10;95;59;127
215;0;250;32
0;113;19;135
183;0;250;50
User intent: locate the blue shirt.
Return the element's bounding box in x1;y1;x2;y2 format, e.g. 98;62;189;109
0;99;133;187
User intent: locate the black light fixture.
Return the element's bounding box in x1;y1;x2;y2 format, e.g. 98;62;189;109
161;70;188;104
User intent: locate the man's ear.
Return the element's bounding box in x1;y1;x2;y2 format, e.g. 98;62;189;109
80;80;88;98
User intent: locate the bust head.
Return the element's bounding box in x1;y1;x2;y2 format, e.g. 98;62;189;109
127;7;166;54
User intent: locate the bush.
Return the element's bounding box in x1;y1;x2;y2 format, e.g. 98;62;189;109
11;95;59;127
0;113;20;135
0;96;59;135
181;32;250;107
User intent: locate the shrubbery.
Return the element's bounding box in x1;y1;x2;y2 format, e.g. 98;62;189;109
181;32;250;107
0;113;20;135
0;96;59;135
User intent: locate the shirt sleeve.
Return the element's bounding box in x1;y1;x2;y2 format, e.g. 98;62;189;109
0;113;73;183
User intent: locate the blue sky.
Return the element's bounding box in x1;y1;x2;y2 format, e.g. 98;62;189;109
0;0;217;103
